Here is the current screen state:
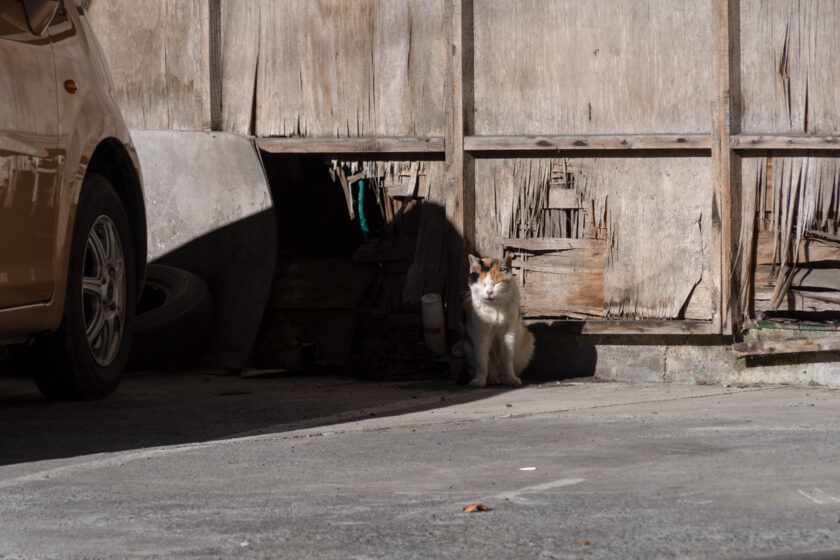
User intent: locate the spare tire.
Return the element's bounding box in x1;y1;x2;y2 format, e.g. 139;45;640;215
129;264;212;369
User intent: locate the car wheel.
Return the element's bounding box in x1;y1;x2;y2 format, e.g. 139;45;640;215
129;264;212;369
32;173;136;401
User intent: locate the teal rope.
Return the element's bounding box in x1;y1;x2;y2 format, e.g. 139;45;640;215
356;180;369;241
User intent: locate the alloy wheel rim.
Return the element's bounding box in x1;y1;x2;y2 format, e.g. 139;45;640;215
81;215;125;367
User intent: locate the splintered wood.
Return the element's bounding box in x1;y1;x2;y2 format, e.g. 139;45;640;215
476;158;713;320
737;2;840;321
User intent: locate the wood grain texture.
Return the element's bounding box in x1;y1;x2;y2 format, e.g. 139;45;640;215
732;135;840;150
86;0;210;131
712;0;741;334
741;0;840;135
465;135;713;152
255;0;446;138
732;336;840;356
219;0;259;134
576;157;713;320
257;137;445;154
473;0;714;135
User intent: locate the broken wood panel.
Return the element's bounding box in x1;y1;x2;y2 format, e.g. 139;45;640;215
739;156;840;316
575;320;715;335
732;336;840;357
576;157;713;320
518;270;604;318
473;0;714;135
740;1;840;135
86;0;211;131
219;0;259;134
475;157;714;320
255;0;446;138
547;187;582;210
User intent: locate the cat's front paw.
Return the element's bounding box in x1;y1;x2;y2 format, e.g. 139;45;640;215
468;377;487;388
501;376;522;387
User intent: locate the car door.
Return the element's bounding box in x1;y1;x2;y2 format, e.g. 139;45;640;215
0;0;60;309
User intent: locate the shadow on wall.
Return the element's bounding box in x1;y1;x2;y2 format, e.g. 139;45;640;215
151;208;277;370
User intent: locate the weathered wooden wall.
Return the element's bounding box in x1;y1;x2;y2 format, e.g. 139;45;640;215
474;0;714;135
88;0;446;137
736;2;840;322
86;0;211;131
84;0;840;330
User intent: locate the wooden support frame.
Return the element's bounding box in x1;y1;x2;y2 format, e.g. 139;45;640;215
252;1;746;337
443;0;475;328
257;136;445;155
712;0;741;335
465;134;712;153
732;337;840;357
731;134;840;151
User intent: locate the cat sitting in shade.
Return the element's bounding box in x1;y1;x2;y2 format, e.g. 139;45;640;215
461;254;534;387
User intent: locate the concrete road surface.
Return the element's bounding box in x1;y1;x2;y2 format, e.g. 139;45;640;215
1;370;839;559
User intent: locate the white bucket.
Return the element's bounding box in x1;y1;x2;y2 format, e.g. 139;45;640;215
420;293;447;355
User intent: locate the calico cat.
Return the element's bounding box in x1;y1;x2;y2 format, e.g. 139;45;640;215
462;254;535;387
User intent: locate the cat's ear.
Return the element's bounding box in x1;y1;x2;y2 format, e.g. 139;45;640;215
501;255;513;272
468;254;481;273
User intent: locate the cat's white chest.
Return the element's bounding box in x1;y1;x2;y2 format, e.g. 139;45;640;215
473;300;508;326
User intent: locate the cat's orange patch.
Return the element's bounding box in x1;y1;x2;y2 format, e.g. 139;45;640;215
475;258;510;284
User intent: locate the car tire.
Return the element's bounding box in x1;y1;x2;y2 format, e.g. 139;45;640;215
129;264;212;369
32;173;136;401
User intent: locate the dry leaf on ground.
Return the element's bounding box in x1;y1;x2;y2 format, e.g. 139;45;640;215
462;504;492;513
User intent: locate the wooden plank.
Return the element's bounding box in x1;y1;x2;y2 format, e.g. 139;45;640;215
732;135;840;151
520;270;604;318
465;134;713;152
732;337;840;357
255;0;446;138
522;319;715;335
443;0;475;328
473;0;714;136
497;237;601;252
219;0;260;134
256;137;445;155
712;0;741;334
547;186;581;210
86;0;210;131
740;3;840;135
270;259;375;310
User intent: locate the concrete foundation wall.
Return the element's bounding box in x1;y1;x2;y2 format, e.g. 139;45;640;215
528;326;840;388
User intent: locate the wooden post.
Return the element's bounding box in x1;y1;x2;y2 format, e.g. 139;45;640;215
712;0;741;334
444;0;475;328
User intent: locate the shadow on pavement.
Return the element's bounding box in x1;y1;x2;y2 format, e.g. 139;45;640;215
0;368;513;467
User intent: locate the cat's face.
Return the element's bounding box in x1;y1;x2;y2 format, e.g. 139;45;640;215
468;255;513;302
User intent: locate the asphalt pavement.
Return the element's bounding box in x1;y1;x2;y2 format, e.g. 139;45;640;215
1;370;839;559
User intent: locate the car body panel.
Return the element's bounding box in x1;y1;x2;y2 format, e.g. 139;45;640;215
0;0;60;309
0;0;143;338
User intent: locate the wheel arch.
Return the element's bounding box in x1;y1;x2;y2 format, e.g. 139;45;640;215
85;138;147;303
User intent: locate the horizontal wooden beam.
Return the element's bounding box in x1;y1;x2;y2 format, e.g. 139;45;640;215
523;319;716;335
498;236;601;252
257;136;445;154
732;336;840;357
465;134;712;152
731;134;840;151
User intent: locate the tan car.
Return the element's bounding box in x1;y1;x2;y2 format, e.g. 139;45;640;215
0;0;146;399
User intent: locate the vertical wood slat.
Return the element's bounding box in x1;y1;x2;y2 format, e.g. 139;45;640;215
712;0;741;334
444;0;475;328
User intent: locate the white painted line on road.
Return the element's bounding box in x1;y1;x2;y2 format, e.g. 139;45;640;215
490;478;586;505
798;488;840;504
